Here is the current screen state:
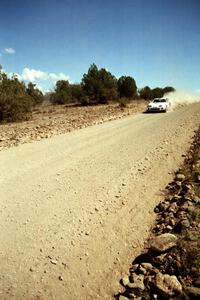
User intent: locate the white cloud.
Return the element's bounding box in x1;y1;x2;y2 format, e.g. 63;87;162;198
21;68;48;82
17;68;70;83
9;67;71;92
4;48;15;54
49;72;69;81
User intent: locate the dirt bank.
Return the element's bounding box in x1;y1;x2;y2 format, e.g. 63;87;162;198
116;125;200;300
0;101;147;150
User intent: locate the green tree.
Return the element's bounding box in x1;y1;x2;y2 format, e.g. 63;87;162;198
0;71;32;122
151;87;164;99
163;86;175;94
26;82;44;105
139;86;176;100
70;83;84;103
50;80;72;104
139;86;153;100
81;64;118;104
117;76;137;99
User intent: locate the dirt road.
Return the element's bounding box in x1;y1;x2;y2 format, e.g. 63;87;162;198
0;103;199;300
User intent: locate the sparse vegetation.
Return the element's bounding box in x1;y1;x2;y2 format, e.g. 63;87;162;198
117;97;131;108
0;71;33;122
50;80;72;104
26;82;44;106
0;63;176;123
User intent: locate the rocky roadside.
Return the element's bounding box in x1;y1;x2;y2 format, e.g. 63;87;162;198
115;127;200;300
0;101;146;151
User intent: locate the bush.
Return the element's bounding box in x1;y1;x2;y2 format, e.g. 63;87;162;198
50;81;84;105
117;97;130;108
80;95;90;106
26;82;44;106
50;80;71;104
0;72;33;122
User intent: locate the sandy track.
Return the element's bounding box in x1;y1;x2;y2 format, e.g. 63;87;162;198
0;103;199;300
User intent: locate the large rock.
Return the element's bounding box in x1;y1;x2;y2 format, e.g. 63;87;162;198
155;273;182;297
121;275;130;286
127;274;145;292
150;233;178;253
193;195;200;204
176;173;185;181
119;296;129;300
186;287;200;298
180;218;190;230
194;278;200;287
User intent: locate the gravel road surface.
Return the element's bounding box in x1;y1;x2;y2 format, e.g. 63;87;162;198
0;103;199;300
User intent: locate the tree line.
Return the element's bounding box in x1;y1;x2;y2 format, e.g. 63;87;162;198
0;63;175;122
49;63;175;105
50;64;138;105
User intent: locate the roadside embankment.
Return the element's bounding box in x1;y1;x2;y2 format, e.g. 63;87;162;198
0;101;146;150
116;126;200;300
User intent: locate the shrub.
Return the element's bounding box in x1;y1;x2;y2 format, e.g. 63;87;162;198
80;95;90;106
0;72;33;122
26;82;44;106
117;97;130;108
50;80;72;104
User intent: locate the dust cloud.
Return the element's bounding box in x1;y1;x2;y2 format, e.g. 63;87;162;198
165;90;200;108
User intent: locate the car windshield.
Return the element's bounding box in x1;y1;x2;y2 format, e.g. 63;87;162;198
153;99;166;103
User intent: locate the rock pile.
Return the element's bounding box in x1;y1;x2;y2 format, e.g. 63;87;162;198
116;128;200;300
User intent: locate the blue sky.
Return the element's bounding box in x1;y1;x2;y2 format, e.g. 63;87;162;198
0;0;199;92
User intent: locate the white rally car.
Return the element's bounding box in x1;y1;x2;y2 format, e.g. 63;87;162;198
147;98;171;112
